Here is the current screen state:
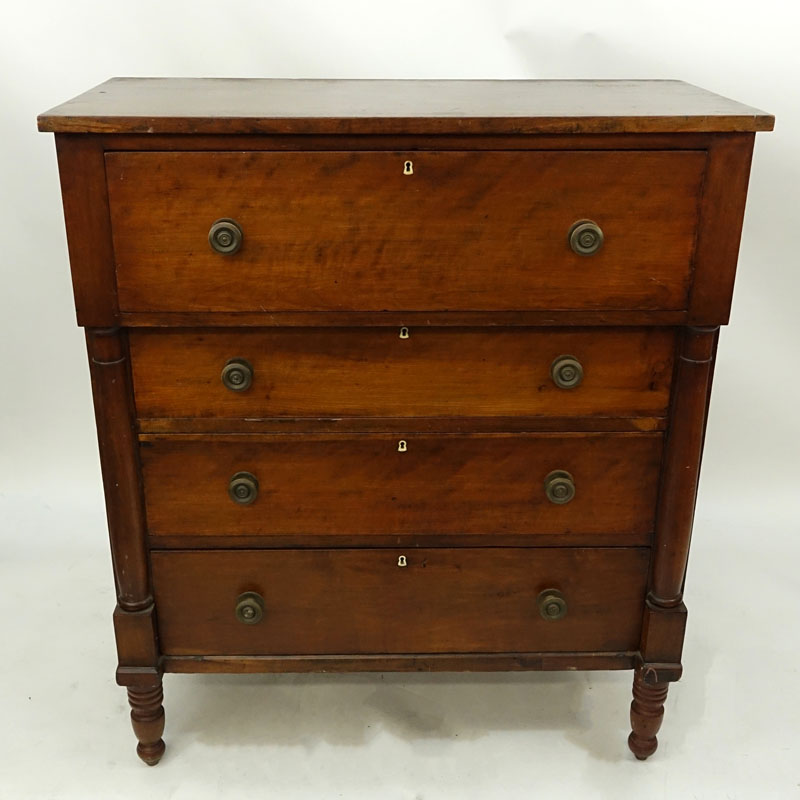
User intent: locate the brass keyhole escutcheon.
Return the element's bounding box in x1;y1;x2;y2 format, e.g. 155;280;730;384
399;326;410;339
398;440;407;452
403;160;413;175
398;555;407;567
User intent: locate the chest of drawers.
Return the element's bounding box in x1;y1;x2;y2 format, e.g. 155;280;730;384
38;78;773;765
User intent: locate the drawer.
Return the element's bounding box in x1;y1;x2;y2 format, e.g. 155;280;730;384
151;547;650;655
140;433;662;538
107;150;706;313
130;327;675;420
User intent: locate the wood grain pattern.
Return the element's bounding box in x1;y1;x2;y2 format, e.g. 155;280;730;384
55;136;118;326
127;684;166;766
648;327;718;608
137;416;666;435
121;309;690;328
688;134;755;324
151;547;650;655
140;433;662;538
107;150;705;313
85;329;151;613
162;652;637;674
129;327;676;421
38;78;774;135
628;667;669;760
146;531;655;550
97;131;719;153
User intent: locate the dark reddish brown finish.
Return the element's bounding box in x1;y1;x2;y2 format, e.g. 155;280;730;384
106;150;705;313
162;652;636;673
37;78;774;135
628;667;670;760
151;547;649;655
688;134;755;324
639;600;688;669
649;327;719;609
127;684;166;766
121;309;691;327
85;329;151;613
55;137;118;326
94;131;726;153
129;327;675;421
39;80;772;763
137;416;666;435
140;433;662;538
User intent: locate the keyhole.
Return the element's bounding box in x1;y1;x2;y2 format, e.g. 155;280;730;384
403;160;413;175
399;326;410;339
398;440;407;452
398;555;407;567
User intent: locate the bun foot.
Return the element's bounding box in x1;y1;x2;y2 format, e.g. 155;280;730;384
127;683;166;765
628;667;669;760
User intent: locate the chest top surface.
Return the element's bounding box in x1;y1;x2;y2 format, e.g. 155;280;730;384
37;77;774;135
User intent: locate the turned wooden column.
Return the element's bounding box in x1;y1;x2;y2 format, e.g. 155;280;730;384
629;666;670;760
631;325;718;759
86;327;164;765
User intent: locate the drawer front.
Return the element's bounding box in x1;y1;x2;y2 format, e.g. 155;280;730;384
130;327;675;420
141;433;662;537
107;150;705;313
151;547;649;655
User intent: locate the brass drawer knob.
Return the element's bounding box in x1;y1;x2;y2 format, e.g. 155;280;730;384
568;219;604;256
221;358;253;392
537;589;568;621
550;355;583;389
209;217;243;255
235;592;265;625
229;471;259;505
544;470;575;504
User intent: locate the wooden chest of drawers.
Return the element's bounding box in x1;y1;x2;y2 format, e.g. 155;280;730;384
39;78;773;765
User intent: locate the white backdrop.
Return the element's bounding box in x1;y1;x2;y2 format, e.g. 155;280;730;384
1;2;798;798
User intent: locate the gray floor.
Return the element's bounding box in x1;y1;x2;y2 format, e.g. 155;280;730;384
2;493;798;800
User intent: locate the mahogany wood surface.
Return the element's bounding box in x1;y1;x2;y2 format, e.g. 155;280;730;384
162;652;636;674
127;684;166;766
140;433;662;538
121;309;691;328
628;667;670;760
38;78;774;135
56;137;117;326
151;547;649;655
129;327;675;421
39;79;773;762
648;327;719;610
107;150;704;313
85;329;151;613
688;134;755;324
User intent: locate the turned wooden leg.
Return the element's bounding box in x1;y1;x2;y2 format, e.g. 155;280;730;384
628;668;669;760
127;683;166;765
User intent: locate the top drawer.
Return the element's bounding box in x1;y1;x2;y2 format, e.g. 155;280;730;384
106;150;706;313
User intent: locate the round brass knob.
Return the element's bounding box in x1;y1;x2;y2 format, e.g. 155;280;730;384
568;219;604;256
209;217;243;255
221;358;253;392
544;470;575;505
537;589;568;621
550;355;583;389
235;592;265;625
229;471;259;505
